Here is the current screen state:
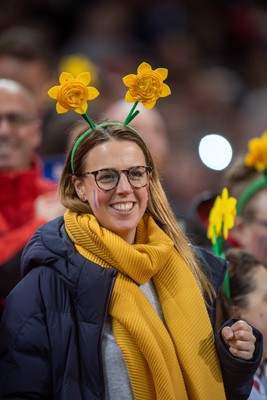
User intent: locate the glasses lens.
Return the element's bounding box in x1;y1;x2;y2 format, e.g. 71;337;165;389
96;169;119;190
128;166;149;188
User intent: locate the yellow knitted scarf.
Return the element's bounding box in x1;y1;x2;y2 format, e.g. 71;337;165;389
64;210;226;400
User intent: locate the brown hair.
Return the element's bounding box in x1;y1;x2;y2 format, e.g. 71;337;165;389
216;247;263;330
59;121;215;300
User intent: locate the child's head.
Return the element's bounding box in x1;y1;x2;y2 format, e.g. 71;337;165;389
217;247;267;363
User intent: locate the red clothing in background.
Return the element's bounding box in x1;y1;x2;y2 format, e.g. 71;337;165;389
0;160;59;317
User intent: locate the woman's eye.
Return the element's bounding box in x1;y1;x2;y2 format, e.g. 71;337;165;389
98;171;116;182
130;168;145;179
131;172;142;178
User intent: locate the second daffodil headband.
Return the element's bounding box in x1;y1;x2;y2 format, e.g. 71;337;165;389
236;131;267;215
47;62;171;173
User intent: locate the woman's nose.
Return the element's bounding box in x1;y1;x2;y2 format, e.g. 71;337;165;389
116;171;133;192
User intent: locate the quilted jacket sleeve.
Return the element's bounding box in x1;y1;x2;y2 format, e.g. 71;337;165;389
0;268;52;399
216;320;263;400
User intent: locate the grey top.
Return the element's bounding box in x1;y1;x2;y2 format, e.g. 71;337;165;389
102;279;163;399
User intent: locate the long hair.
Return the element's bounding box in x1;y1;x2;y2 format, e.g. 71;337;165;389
59;121;214;300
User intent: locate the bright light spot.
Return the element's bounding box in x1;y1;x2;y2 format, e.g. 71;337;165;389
198;134;233;170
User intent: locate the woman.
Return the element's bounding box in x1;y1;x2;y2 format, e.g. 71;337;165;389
0;122;262;399
217;248;267;399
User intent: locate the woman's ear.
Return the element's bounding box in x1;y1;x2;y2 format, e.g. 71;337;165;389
72;176;86;201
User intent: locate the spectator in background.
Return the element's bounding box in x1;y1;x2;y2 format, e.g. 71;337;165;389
217;248;267;399
224;154;267;267
188;130;267;259
0;79;64;319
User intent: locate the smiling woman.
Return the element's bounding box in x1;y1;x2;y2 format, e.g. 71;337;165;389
0;63;263;400
70;138;150;244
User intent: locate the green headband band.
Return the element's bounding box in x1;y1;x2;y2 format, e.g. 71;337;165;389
236;173;267;216
70;121;141;173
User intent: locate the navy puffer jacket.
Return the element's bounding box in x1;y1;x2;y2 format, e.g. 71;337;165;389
0;217;262;399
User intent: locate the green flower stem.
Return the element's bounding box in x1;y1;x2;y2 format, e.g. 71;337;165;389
82;113;95;129
212;228;224;257
124;101;140;125
212;228;230;298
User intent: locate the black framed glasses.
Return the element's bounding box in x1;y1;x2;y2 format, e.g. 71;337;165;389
81;165;152;191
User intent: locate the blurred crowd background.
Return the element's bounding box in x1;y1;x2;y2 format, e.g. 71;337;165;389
1;0;267;224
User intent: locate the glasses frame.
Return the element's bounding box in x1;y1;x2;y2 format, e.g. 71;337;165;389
80;165;153;191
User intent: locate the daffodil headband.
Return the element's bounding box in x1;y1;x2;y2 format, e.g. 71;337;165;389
207;188;237;298
47;62;171;173
236;131;267;216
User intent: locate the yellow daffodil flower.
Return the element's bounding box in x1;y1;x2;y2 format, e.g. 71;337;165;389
245;131;267;172
207;188;236;245
47;72;99;114
122;62;171;109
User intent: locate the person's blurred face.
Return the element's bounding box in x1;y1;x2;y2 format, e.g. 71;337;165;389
73;140;150;244
237;265;267;363
0;81;41;170
234;190;267;267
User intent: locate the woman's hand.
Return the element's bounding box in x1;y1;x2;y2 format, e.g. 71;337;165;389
221;320;256;360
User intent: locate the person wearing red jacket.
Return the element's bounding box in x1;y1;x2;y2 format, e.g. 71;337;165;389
0;79;64;319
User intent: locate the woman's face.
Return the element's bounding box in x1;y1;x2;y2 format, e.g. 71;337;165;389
73;140;149;244
237;265;267;363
